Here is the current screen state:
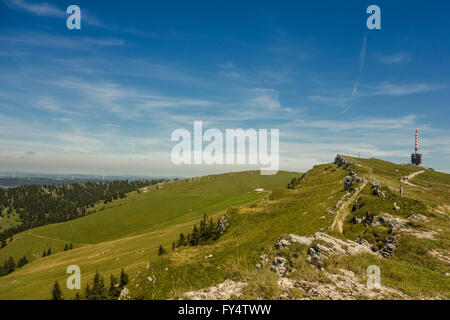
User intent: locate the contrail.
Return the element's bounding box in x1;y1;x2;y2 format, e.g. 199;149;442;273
352;33;368;97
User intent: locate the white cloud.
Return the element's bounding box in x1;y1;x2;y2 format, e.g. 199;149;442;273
0;32;124;48
2;0;64;17
367;82;443;96
376;52;411;64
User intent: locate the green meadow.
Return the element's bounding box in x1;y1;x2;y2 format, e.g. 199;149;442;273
0;170;298;299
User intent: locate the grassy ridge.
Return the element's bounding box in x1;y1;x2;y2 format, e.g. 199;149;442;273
129;158;450;299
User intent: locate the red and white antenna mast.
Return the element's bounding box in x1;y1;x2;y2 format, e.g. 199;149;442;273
415;129;418;153
411;129;422;165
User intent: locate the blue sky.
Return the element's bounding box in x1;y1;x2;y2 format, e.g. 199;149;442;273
0;0;449;176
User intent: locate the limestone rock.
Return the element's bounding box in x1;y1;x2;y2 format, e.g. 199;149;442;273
184;279;246;300
408;214;428;222
270;256;288;276
217;214;230;235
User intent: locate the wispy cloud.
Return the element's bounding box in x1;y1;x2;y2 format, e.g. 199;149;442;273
352;33;368;97
2;0;106;28
0;32;124;48
365;82;444;96
376;52;411;64
309;81;444;109
2;0;64;17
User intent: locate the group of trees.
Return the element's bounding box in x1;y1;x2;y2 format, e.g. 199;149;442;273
52;269;129;300
0;255;28;276
157;214;223;256
0;179;163;241
287;174;305;189
42;248;52;257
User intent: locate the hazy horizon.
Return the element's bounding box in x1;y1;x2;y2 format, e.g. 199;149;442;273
1;0;449;176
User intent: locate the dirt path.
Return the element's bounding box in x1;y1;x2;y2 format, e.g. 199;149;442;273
28;232;91;246
402;170;426;189
331;181;368;233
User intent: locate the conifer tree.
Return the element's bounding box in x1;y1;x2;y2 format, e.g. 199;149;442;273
42;250;47;257
158;244;167;256
64;244;68;251
52;281;64;300
187;233;191;246
191;224;199;245
108;274;120;300
208;217;216;239
90;271;107;300
7;256;15;273
69;243;73;250
17;255;28;267
84;283;91;300
47;248;51;256
119;268;129;288
177;233;185;247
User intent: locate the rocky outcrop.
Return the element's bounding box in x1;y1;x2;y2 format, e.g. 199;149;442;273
270;256;288;276
217;214;230;235
184;279;246;300
275;232;375;269
371;182;386;199
408;214;428;222
279;269;408;300
335;155;353;169
371;214;406;231
118;287;130;300
344;172;364;191
379;236;398;258
352;196;363;212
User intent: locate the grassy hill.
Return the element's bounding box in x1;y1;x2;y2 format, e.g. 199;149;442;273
0;156;449;300
125;155;449;300
0;170;298;299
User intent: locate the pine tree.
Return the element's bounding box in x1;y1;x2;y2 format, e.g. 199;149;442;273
42;250;47;257
177;233;185;247
108;274;120;300
187;233;191;246
17;255;28;267
52;281;64;300
47;248;51;256
84;283;91;300
119;268;129;288
90;271;107;300
191;224;199;245
208;217;216;239
7;256;15;273
69;243;73;250
64;244;68;251
158;244;166;256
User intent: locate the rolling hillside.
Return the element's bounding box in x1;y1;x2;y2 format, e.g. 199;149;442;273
1;156;449;300
125;155;449;300
0;170;298;299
